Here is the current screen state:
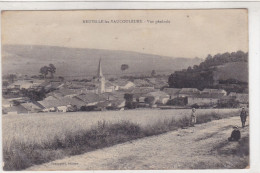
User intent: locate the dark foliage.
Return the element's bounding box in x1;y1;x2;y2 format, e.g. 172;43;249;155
80;106;100;112
21;88;46;101
166;97;188;106
124;93;138;109
168;51;248;90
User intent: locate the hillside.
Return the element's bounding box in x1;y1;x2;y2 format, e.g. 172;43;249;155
2;45;202;79
216;62;248;82
168;51;248;89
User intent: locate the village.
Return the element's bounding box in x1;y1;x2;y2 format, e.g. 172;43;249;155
2;59;248;115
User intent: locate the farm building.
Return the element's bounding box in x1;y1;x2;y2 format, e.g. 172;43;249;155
75;93;107;106
2;105;28;114
179;88;201;97
145;91;170;104
201;89;227;96
38;96;86;112
21;102;45;113
131;87;157;97
163;88;181;99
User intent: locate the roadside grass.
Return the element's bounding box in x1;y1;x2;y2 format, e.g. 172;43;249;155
3;109;239;170
191;135;249;169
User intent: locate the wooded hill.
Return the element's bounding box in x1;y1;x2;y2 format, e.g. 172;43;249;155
168;51;248;93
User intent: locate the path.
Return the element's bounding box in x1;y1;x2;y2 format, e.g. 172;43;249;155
27;116;249;170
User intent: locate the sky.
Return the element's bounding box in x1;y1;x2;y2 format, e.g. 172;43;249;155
2;10;248;58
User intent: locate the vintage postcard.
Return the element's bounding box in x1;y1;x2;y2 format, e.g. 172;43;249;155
1;10;249;171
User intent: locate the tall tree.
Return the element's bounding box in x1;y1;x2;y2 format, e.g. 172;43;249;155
7;74;17;83
121;64;129;72
48;64;56;78
39;66;49;79
151;70;156;77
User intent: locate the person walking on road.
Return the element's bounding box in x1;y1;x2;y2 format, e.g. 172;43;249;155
240;107;248;128
190;108;197;127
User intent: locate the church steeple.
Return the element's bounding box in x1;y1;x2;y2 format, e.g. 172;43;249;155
97;58;105;94
97;58;103;78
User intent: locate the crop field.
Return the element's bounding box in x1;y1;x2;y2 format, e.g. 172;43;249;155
2;108;240;170
3;109;239;148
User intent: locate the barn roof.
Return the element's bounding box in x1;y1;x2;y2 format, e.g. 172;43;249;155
163;88;181;95
202;89;227;94
145;91;169;98
75;93;106;104
179;88;200;94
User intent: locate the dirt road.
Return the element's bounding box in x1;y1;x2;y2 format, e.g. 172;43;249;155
27;116;249;170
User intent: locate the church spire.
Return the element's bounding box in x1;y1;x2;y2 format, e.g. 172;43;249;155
97;58;105;94
97;58;103;77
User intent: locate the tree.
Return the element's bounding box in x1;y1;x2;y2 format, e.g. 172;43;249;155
7;74;17;83
124;93;135;109
151;70;156;77
144;96;155;107
121;64;129;72
39;66;49;79
193;65;199;70
48;64;56;78
2;81;9;87
187;66;192;72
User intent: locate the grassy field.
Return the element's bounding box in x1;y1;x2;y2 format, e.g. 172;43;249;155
2;108;240;170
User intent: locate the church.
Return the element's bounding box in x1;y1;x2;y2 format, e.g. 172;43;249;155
95;59;118;94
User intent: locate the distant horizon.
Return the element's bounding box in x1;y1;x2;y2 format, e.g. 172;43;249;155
2;43;248;60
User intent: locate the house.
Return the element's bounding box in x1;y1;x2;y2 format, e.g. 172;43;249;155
62;97;86;109
57;106;68;112
202;89;227;96
2;99;12;108
131;87;157;98
145;91;170;104
8;80;34;89
163;88;181;99
104;82;118;92
146;78;168;89
8;97;31;105
51;88;78;98
21;102;45;113
101;91;125;101
187;90;226;107
133;79;153;87
75;93;106;106
3;105;28;114
179;88;201;97
38;96;86;112
112;80;135;90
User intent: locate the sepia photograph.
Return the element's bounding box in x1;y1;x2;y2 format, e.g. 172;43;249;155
1;9;249;171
